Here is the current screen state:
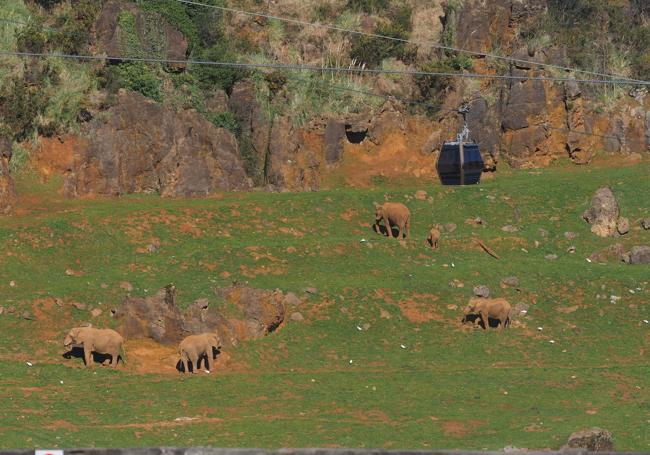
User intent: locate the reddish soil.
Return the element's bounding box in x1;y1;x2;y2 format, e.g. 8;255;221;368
325;128;438;188
398;295;444;324
31;135;82;182
441;419;485;437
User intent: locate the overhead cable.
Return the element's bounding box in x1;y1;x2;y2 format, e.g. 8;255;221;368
1;50;648;86
175;0;649;85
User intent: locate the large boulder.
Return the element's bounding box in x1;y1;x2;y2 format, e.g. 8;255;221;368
113;284;292;346
565;427;614;451
582;187;620;237
95;0;188;64
588;243;626;263
113;285;185;344
0;137;16;214
65;91;252;197
623;246;650;265
214;284;287;339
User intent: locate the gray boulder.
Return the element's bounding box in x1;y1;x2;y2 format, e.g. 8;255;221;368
583;187;620;237
473;285;490;298
565;427;614;451
623;246;650;265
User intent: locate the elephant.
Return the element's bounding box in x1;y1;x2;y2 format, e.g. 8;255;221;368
373;202;411;239
426;226;441;248
63;327;126;367
463;298;511;331
178;332;222;374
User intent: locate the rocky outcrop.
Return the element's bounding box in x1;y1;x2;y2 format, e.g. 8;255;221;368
113;284;294;347
623;246;650;265
466;97;500;168
324;120;345;164
582;187;620;237
588;243;626;263
565;427;614;451
228;80;271;181
265;116;320;191
65;90;252;197
95;0;188;64
214;284;287;340
113;285;185;344
0;137;16;214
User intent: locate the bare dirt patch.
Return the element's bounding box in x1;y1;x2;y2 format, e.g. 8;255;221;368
441;419;485;437
398;295;443;324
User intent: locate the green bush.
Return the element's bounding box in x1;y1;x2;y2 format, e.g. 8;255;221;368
137;0;198;51
191;42;247;93
206;111;240;136
413;60;459;113
49;0;100;54
15;18;48;53
346;0;389;13
109;62;163;102
349;22;408;68
0;75;50;141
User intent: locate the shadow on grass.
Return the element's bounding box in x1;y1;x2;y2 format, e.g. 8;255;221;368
461;314;506;329
63;347;124;366
176;347;221;373
372;223;403;238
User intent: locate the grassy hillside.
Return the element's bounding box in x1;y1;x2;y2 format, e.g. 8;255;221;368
1;163;649;449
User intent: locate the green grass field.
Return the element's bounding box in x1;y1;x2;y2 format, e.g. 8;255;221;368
1;164;649;450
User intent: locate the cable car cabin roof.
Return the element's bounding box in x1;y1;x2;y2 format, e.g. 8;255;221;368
436;141;484;186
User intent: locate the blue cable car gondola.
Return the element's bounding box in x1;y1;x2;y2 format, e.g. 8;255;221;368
436;107;484;185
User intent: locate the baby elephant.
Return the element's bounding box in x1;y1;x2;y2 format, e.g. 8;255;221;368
426;225;441;249
179;332;222;373
63;327;126;367
463;298;511;331
373;202;411;239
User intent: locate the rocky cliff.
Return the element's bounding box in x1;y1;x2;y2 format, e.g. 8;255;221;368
2;0;649;204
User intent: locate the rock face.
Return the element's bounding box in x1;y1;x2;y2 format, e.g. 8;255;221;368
228;80;271;181
0;136;16;214
565;427;614;451
113;284;292;346
589;243;626;263
95;0;188;64
113;285;185;344
214;285;287;340
266;116;320;191
65;91;252;197
324;120;346;164
228;81;321;190
616;217;630;235
623;246;650;265
582;187;620;237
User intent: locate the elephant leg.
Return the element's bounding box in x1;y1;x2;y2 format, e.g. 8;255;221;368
383;217;392;237
480;313;489;330
83;346;93;367
111;352;118;367
180;354;188;374
405;219;410;239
